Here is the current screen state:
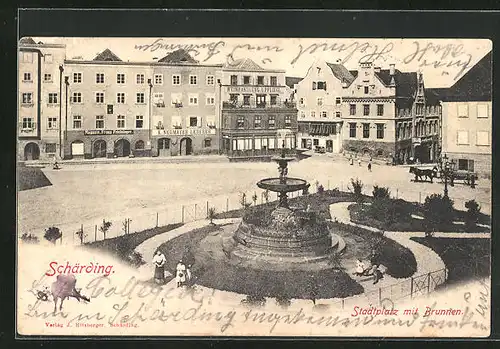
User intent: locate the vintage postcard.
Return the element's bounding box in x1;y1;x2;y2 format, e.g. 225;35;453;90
16;36;491;337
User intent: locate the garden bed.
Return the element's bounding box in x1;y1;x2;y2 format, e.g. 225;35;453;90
84;223;183;267
17;166;52;191
411;237;490;285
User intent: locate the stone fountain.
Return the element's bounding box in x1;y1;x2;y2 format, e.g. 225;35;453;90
231;142;339;267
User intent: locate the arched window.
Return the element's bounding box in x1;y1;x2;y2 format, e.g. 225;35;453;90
135;140;145;150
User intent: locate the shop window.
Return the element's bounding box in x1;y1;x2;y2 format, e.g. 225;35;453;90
135;140;145;150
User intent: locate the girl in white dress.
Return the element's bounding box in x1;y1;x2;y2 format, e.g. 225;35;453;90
176;260;186;287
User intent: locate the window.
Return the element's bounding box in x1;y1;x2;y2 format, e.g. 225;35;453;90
364;86;369;94
317;81;327;90
336;112;341;118
153;92;164;104
270;95;277;106
171;93;182;105
254;115;262;128
136;115;144;129
206;115;216;128
95;92;104;104
204;138;212;147
48;117;58;129
135;140;145;150
458;159;474;172
136;74;145;84
22;117;34;129
22;52;33;63
73;115;82;129
268;115;276;128
72;92;82;103
44;54;53;63
48;93;58;104
117;74;125;84
256;94;266;107
313;139;319;146
96;73;104;84
285;115;292;128
243;76;251;85
476;131;489;146
457;131;469;145
299;98;304;106
243;95;251;106
154;74;163;85
335;97;341;105
73;73;82;84
321;111;327;118
22;93;32;104
458;104;468;118
136;93;145;104
23;72;32;81
477;104;488;118
96;115;104;129
229;94;238;104
189;117;199;127
206;75;214;85
189;75;197;85
310;111;316;118
317;97;323;106
172;75;181;85
363;123;370;138
45;143;56;153
350;104;356;115
230;75;238;85
237;116;245;129
349;123;356;138
376;123;384;139
117;115;125;129
44;73;52;82
363;104;370;116
270;76;277;86
300;111;306;118
206;95;215;105
257;76;264;85
117;93;125;104
189;94;199;105
377;104;384;116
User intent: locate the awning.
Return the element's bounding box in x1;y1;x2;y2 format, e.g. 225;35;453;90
309;123;337;136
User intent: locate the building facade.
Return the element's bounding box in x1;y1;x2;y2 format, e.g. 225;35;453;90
150;51;221;157
18;38;66;161
219;58;298;158
439;52;492;176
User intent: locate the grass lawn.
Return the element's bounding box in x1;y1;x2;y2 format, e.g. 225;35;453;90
17;166;52;191
349;202;491;233
411;237;490;286
84;223;183;267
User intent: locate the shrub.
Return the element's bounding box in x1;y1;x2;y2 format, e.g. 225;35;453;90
275;295;292;308
372;185;390;200
317;184;325;193
349;178;364;203
127;251;145;267
44;227;62;245
252;192;258;205
423;194;455;229
99;220;112;240
75;227;87;245
262;190;270;203
464;200;481;233
327;251;344;270
370;198;413;229
207;207;217;225
20;233;39;244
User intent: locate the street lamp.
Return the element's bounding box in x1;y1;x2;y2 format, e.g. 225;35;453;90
64;76;69;159
217;79;222;155
441;154;455;197
148;78;153;156
58;65;64;159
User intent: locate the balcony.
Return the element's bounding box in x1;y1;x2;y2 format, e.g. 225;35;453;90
222;101;296;109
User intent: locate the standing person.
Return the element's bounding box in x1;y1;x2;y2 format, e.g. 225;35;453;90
372;265;384;285
349;155;353;165
186;265;192;286
176;260;186;288
152;250;166;284
368;160;372;172
358;159;362;167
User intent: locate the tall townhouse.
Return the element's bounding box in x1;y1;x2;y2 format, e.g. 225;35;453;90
219;58;298;159
439;51;492;176
150;50;221;156
63;49;153;159
18;37;66;161
295;60;351;153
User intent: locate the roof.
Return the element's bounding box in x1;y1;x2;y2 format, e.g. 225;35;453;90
93;49;122;62
439;51;492;102
425;88;447;105
158;49;198;64
223;58;266;71
326;63;357;85
285;76;303;88
19;37;37;45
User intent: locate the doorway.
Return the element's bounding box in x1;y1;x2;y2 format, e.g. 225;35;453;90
24;142;40;161
326;140;333;153
93;140;107;158
114;139;131;157
158;138;171;157
179;137;193;156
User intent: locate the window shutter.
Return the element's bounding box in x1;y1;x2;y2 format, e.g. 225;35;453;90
197;116;202;128
312;82;317;90
324;82;327;90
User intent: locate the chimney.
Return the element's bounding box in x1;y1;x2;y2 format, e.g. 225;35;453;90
390;64;395;75
374;66;381;73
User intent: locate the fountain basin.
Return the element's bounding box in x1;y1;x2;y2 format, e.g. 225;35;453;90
257;177;310;193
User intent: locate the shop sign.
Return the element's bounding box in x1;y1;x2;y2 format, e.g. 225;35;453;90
84;130;134;136
226;86;283;94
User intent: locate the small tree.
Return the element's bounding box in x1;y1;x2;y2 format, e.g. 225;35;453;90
239;192;247;209
20;233;39;244
315;180;320;192
252;192;258;206
423;194;455;229
207;207;217;225
464;199;481;233
349;178;364;203
122;219;128;235
44;227;62;245
317;184;325;193
372;185;391;200
263;190;270;203
75;227;87;245
99;220;112;240
327;251;344;270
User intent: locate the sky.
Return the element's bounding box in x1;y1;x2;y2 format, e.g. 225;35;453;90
32;37;492;88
